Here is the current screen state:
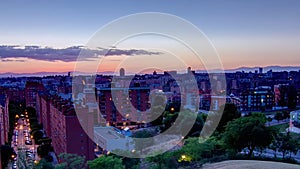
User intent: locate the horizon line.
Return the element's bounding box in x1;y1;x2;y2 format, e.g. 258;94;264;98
0;65;299;77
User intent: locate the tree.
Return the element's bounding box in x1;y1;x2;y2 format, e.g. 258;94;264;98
34;158;54;169
55;153;87;169
274;112;284;122
132;130;155;153
181;137;225;161
108;150;140;169
273;132;300;159
146;135;226;168
267;116;273;126
161;111;178;131
165;110;198;137
37;144;54;158
186;113;207;137
282;111;290;120
269;127;282;158
32;130;44;144
26;106;37;117
0;145;14;168
223;113;273;157
87;156;125;169
215;103;241;132
146;150;180;169
39;137;52;145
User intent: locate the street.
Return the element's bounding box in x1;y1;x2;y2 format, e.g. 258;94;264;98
8;116;39;169
252;148;300;162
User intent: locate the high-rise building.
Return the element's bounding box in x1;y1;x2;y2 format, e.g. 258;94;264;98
259;67;263;74
187;67;192;74
120;68;125;77
39;95;94;160
25;81;44;107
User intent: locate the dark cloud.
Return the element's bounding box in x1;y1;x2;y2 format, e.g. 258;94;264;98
0;59;26;62
0;45;162;62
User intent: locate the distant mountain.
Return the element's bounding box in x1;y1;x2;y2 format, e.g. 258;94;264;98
0;71;71;77
225;66;300;73
0;65;299;77
0;71;118;77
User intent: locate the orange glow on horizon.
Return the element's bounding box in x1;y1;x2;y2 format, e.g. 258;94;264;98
0;58;76;74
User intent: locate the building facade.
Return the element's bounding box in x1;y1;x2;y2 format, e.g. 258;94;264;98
96;87;150;129
240;86;274;111
25;81;44;107
0;94;9;145
38;94;95;160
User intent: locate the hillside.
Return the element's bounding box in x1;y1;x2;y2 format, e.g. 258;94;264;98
202;160;300;169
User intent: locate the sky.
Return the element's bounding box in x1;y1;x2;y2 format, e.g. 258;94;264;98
0;0;300;73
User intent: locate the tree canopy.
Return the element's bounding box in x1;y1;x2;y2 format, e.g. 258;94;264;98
215;103;241;132
55;153;87;169
1;145;14;168
223;113;273;157
34;158;54;169
87;156;125;169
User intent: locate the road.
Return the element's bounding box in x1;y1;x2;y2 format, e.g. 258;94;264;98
252;148;300;162
265;117;289;126
9;117;39;169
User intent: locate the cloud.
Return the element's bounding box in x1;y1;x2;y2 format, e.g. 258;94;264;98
104;49;161;56
0;59;26;62
0;45;162;62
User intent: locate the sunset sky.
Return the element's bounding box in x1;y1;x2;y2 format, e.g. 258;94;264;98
0;0;300;73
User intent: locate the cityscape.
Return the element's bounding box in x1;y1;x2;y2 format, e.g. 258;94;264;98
1;1;300;169
1;67;300;168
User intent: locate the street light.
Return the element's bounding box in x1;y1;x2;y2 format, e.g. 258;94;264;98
181;155;186;159
178;154;192;163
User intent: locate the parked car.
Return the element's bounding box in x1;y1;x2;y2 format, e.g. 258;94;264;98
25;140;32;145
26;150;33;154
12;161;17;169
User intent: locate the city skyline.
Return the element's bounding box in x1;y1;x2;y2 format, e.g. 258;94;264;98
0;1;300;73
2;1;300;168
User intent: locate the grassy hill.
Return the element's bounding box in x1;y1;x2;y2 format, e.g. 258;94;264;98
202;160;300;169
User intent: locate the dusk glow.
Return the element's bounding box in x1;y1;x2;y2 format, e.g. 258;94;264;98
0;1;299;73
1;1;300;168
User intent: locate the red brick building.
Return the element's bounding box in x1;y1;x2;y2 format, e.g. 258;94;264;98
96;87;150;128
43;96;95;160
0;94;9;145
4;87;25;103
25;81;44;107
36;93;51;136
